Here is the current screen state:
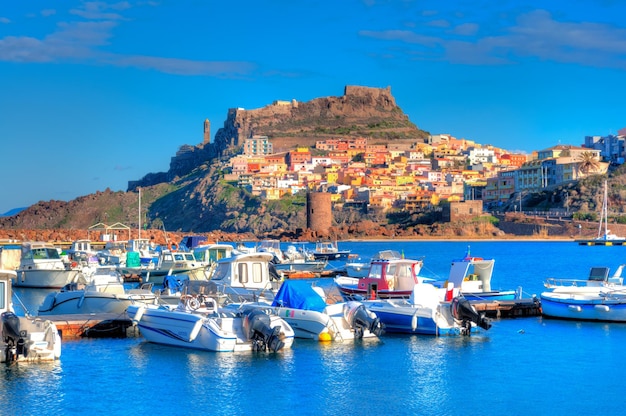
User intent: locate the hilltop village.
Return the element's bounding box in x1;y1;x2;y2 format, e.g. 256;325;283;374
218;130;625;213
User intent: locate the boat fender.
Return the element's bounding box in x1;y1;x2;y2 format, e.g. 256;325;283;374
132;306;146;324
188;320;203;342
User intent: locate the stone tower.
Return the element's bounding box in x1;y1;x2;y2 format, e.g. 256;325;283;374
203;119;211;144
307;192;332;232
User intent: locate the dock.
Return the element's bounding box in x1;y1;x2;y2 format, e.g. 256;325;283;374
44;313;138;339
471;297;542;318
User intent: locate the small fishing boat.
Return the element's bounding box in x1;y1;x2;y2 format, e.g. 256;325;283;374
1;269;62;363
335;257;425;299
311;241;351;261
271;279;383;341
433;248;520;301
344;250;403;278
127;280;294;352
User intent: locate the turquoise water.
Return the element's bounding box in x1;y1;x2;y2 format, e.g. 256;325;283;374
4;241;626;415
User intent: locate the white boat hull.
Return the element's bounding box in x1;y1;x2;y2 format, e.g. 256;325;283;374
541;291;626;322
13;268;84;289
128;304;294;352
38;291;157;315
273;302;380;341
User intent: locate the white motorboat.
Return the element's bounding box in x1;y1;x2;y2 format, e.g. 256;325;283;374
271;279;383;341
142;250;209;283
1;269;62;363
13;241;86;289
541;264;626;321
128;280;294;352
37;266;158;316
362;283;492;336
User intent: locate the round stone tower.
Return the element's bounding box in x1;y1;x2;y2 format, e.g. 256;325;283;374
307;192;332;232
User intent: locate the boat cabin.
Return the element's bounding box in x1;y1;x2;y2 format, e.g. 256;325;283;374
18;242;67;271
193;244;234;264
357;259;423;294
210;252;280;291
446;257;496;293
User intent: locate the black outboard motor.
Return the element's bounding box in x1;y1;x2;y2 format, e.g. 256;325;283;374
2;312;28;362
345;302;384;338
450;297;492;336
243;308;285;352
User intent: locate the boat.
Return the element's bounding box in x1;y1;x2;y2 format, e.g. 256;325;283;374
576;180;626;246
541;264;626;321
13;242;87;289
208;251;283;304
344;250;403;278
362;283;492;336
334;257;425;299
257;240;327;276
37;266;158;316
270;279;383;341
433;248;520;301
311;241;351;260
127;280;295;352
1;269;62;363
141;249;209;283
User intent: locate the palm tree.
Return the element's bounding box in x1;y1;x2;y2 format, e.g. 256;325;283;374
577;151;601;175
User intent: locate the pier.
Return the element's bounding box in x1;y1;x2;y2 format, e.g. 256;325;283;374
45;313;137;339
471;297;542;318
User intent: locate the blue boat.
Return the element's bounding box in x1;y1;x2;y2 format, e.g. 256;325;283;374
362;283;492;336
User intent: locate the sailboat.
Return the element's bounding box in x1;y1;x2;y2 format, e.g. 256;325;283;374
576;180;626;246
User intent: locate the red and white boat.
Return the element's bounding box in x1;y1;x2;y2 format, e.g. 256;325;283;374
334;257;425;299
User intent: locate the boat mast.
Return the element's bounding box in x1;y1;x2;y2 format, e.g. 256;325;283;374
138;187;142;239
598;180;608;239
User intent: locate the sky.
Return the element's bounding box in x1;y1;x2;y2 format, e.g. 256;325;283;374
2;0;626;215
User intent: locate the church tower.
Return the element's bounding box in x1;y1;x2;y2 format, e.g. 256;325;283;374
203;119;211;144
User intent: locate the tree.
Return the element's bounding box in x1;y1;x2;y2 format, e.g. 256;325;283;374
577;151;601;175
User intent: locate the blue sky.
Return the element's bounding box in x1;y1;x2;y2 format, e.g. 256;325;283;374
1;1;626;215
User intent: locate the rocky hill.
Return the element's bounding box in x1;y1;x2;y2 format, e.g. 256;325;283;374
0;85;430;238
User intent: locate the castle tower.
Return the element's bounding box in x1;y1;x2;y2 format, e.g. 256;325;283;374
307;192;332;232
203;119;211;144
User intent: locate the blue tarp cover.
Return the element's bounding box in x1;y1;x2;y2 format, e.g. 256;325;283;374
271;280;326;312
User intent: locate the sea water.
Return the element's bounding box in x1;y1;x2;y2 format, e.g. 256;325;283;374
3;241;626;416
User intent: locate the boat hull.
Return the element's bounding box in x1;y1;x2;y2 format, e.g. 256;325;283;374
13;269;84;289
541;292;626;322
128;304;294;352
273;303;380;341
38;291;157;315
364;300;469;336
1;314;62;362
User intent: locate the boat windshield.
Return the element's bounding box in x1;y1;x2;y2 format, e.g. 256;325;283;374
30;248;61;260
369;263;383;279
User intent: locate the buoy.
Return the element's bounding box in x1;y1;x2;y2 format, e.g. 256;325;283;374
318;332;332;342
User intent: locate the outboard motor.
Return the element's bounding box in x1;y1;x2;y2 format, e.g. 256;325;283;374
268;262;281;282
450;297;492;336
344;302;384;338
242;308;285;352
2;312;28;363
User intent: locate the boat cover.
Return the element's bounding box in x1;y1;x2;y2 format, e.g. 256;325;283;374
271;280;326;312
